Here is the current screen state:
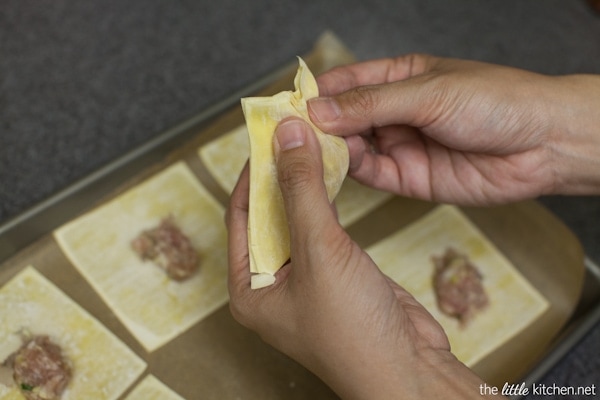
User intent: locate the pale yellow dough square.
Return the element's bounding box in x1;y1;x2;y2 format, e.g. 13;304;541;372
334;179;392;227
198;124;249;196
124;375;185;400
198;124;391;227
54;162;228;352
0;266;146;400
365;205;549;366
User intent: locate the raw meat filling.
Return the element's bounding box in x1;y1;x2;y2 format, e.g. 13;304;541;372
432;248;489;326
131;216;199;281
3;335;72;400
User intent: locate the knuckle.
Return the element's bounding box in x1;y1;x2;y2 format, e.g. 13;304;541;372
278;155;319;194
345;86;379;119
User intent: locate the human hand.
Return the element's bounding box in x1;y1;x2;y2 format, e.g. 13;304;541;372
308;55;600;205
226;117;496;399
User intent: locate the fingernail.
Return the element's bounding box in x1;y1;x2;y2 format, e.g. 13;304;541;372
275;119;306;151
308;97;341;123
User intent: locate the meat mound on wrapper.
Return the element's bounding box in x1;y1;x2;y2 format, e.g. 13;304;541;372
432;248;489;326
131;215;199;281
2;334;72;400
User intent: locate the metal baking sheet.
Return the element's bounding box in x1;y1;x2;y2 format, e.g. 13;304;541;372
513;257;600;399
0;54;291;266
1;32;599;399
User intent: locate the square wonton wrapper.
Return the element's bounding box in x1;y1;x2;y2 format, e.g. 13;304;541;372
198;124;392;228
54;162;228;352
365;205;549;367
198;124;249;197
0;267;146;400
124;375;184;400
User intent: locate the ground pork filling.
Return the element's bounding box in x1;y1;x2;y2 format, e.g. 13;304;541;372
131;215;199;281
432;248;489;326
3;335;72;400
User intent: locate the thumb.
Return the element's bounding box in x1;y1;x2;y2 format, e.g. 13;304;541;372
274;118;337;250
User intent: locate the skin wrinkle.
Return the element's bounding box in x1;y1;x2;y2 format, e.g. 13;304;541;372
466;150;538;204
317;64;361;96
546;143;562;195
386;129;433;199
351;85;381;124
389;54;428;83
519;97;558;195
378;148;400;194
544;75;600;193
460;153;496;204
278;155;318;202
384;58;396;83
486;101;535;152
433;145;464;203
486;78;551;153
463;153;498;203
439;150;501;204
410;74;456;131
348;274;414;356
436;85;492;148
399;54;416;81
402;136;432;200
321;232;358;277
424;141;436;201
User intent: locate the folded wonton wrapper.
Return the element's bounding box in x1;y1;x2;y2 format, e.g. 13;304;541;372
241;58;349;289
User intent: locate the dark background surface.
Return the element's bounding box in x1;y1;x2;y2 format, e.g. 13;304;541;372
1;0;599;397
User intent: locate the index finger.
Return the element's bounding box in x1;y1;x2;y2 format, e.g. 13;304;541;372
316;54;438;96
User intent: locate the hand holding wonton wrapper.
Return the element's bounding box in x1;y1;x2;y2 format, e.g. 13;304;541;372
241;58;349;289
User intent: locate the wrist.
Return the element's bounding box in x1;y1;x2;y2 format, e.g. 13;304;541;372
410;349;504;400
547;74;600;195
318;346;502;400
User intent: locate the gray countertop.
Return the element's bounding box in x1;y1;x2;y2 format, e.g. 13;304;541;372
2;0;599;397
